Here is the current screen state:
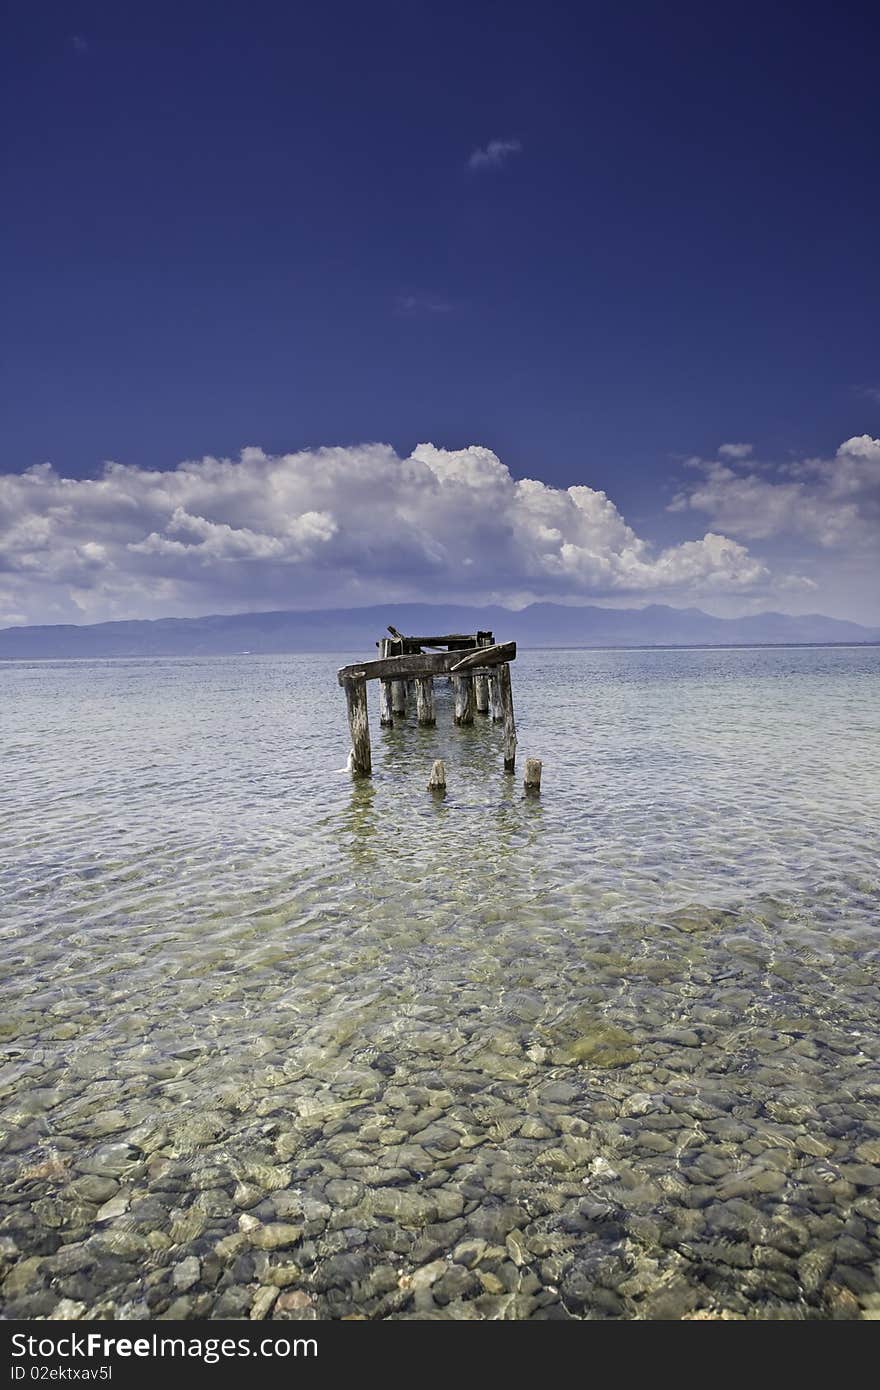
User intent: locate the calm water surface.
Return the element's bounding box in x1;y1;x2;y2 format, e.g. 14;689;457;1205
1;647;879;1319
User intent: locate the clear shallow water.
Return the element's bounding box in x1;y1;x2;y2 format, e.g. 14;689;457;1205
1;646;879;1320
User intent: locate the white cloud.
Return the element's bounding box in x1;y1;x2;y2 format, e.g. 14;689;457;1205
0;442;769;625
670;435;880;548
394;293;454;316
467;138;522;170
718;442;753;460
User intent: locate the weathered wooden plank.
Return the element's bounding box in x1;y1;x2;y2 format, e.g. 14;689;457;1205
415;676;435;725
498;662;517;772
449;642;515;673
337;641;515;686
452;672;475;725
388;627;493;647
343;677;371;777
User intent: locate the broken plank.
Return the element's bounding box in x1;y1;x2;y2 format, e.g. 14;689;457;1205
337;641;515;686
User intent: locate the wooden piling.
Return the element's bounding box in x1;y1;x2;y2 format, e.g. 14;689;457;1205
497;663;517;772
488;671;502;722
379;681;394;726
452;673;475;725
343;677;371;777
524;757;542;793
427;758;446;791
378;639;394;726
474;672;489;714
415;676;435;726
475;634;491;714
391;680;407;716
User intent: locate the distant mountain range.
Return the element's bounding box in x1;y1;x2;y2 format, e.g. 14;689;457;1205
1;603;878;660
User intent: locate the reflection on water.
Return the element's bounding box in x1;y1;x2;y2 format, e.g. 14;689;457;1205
1;647;878;1320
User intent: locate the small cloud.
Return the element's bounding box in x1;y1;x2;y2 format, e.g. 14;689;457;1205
853;384;880;404
467;138;522;171
394;293;454;317
780;573;818;591
718;443;753;460
71;35;89;55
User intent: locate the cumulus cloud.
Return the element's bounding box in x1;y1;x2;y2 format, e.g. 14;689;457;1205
0;443;769;625
467;138;522;170
718;442;753;460
670;435;880;548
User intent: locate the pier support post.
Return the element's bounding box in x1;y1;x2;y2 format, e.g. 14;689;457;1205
498;663;517;772
488;671;502;722
343;677;372;777
415;676;435;726
524;757;542;794
379;681;394;726
391;680;407;716
474;672;489;714
428;759;446;792
452;673;475;725
378;639;394;726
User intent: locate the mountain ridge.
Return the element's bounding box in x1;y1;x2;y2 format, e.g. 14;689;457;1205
1;602;878;659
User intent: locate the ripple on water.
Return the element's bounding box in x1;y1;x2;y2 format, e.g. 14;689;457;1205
1;647;879;1319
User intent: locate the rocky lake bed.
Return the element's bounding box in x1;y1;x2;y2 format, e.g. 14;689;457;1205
2;648;878;1319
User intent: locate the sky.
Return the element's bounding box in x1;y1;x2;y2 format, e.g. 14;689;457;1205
1;0;878;626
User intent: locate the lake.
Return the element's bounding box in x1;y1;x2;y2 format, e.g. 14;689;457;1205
1;645;879;1319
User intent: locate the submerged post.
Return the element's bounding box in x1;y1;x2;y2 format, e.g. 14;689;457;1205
452;673;475;725
497;663;517;772
524;757;542;794
415;676;435;726
428;758;446;792
378;639;394;726
343;676;371;777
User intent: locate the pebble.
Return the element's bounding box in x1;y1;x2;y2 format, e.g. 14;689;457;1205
250;1286;277;1320
95;1196;129;1222
172;1257;200;1292
250;1223;304;1250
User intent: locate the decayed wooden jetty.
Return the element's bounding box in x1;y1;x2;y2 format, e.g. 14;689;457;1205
337;626;518;779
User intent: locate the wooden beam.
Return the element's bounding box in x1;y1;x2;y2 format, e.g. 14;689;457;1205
449;642;514;672
387;628;493;647
337;641;515;686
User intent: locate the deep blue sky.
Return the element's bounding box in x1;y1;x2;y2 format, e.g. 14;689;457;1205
1;1;878;625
